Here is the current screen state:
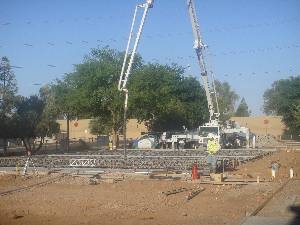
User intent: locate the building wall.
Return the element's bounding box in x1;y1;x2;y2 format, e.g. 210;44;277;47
230;116;285;137
126;119;148;139
57;119;148;140
57;117;285;140
57;119;97;141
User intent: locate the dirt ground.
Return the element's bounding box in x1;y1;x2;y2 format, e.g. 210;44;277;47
0;150;299;225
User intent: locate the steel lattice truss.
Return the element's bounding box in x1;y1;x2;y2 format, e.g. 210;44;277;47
0;149;276;170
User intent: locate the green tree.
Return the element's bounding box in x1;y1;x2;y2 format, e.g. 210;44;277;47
39;85;59;120
129;63;208;131
263;76;300;136
214;80;239;121
51;79;82;151
0;56;18;154
89;117;113;136
235;97;250;117
53;46;142;148
12;95;59;155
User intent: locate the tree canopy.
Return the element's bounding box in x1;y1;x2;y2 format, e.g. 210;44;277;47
11;95;60;154
235;97;250;117
50;46;246;137
51;47;142;146
263;76;300;135
0;56;17;120
214;80;239;121
0;56;60;155
0;56;18;153
51;47;210;139
129;63;208;131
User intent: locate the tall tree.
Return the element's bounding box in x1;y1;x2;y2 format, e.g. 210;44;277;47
12;95;59;155
52;47;142;148
89;118;109;136
214;80;239;121
263;76;300;136
129;63;208;131
51;79;82;151
235;97;250;117
39;84;60;121
0;56;18;154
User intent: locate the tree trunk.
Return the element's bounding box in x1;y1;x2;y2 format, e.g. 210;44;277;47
34;137;44;153
22;137;44;155
110;111;119;150
22;138;31;156
111;129;118;150
3;138;7;156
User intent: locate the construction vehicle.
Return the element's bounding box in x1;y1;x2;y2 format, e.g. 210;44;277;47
118;0;251;151
157;0;221;151
222;120;256;149
152;0;221;151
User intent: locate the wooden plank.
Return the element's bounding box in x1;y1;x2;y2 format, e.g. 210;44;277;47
199;181;248;185
162;187;190;196
224;178;267;183
186;187;205;201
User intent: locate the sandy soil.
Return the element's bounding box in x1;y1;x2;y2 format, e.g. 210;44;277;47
0;150;299;225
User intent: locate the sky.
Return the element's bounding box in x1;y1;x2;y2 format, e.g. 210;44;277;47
1;0;299;115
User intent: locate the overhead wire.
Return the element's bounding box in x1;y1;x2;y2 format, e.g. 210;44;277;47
0;13;299;80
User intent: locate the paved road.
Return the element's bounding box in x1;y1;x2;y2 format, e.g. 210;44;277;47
240;179;300;225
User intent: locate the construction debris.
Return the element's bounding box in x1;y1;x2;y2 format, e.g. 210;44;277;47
256;134;280;147
162;187;190;196
149;170;185;180
88;178;98;185
161;186;205;201
99;173;125;183
210;173;224;182
199;181;248;185
186;186;205;201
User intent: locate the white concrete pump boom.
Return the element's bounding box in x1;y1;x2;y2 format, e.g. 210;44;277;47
118;0;153;155
187;0;219;124
118;0;154;110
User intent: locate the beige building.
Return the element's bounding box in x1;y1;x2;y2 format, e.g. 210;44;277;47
57;119;148;141
57;116;286;141
57;119;97;141
231;116;285;137
125;119;148;139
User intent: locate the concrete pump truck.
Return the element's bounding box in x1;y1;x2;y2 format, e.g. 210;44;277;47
118;0;251;153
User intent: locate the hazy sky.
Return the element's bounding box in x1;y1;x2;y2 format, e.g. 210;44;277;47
1;0;299;115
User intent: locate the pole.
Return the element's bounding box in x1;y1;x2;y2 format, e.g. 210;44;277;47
123;90;128;158
66;114;70;152
123;107;127;158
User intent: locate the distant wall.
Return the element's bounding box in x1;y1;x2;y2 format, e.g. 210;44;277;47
230;116;285;138
58;116;286;140
57;119;148;140
126;119;148;139
57;119;97;141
